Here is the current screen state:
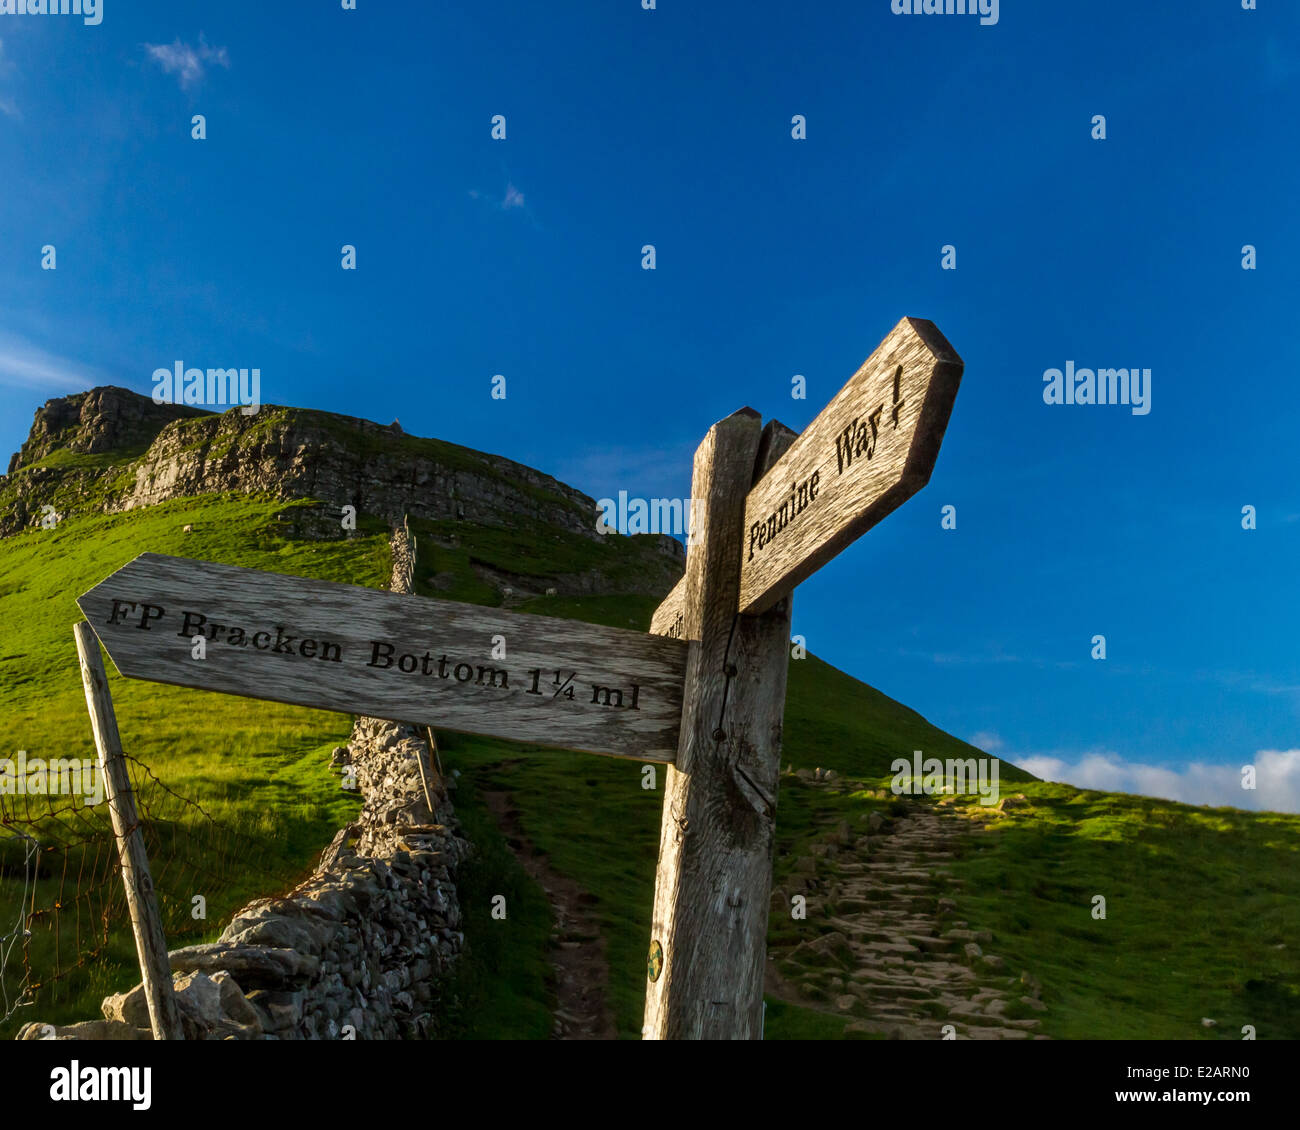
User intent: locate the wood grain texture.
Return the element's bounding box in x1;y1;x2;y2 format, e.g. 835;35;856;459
705;420;798;1035
648;576;687;640
738;317;962;613
648;319;962;628
643;411;799;1040
74;621;184;1041
78;554;688;762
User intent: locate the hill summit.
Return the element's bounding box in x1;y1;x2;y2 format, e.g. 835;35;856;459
2;387;682;586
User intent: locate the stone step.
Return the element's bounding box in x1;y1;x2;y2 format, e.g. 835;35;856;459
770;795;1048;1042
859;940;922;956
966;1026;1031;1041
848;967;904;984
905;935;956;953
864;1006;922;1020
851;983;937;1002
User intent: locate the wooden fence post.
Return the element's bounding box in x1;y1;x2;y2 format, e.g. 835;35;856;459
73;621;184;1041
643;412;798;1039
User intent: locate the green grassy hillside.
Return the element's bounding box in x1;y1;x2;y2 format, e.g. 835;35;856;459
432;667;1300;1041
939;784;1300;1038
3;405;1295;1042
0;479;698;1036
0;495;387;1034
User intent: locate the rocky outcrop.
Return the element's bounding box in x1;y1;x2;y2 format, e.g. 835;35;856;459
116;403;598;538
2;391;687;575
6;387;208;474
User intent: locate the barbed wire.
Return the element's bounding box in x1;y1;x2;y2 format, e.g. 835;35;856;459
1;752;268;1032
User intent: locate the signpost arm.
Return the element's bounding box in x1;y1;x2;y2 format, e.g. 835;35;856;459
643;411;797;1040
73;621;184;1041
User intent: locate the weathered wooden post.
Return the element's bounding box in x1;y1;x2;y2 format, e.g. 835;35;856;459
642;318;964;1039
642;412;799;1039
73;621;184;1041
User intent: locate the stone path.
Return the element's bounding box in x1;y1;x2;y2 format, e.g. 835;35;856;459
771;795;1048;1040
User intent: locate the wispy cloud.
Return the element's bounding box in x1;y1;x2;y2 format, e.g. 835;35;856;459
0;332;110;394
1197;667;1300;703
1017;748;1300;814
899;646;1078;672
143;35;230;91
0;36;17;119
469;182;529;214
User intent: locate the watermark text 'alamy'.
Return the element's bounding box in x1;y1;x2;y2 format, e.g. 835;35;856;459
153;362;261;416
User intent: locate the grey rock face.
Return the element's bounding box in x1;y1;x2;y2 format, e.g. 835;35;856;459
7;386;209;474
117;403;597;539
2;389;689;602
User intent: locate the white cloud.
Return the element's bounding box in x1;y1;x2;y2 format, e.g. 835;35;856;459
0;35;17;119
470;182;530;214
0;333;108;393
1017;748;1300;814
143;35;229;91
898;647;1078;671
968;731;1005;753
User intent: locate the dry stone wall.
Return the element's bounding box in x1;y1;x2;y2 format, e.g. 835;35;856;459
17;531;471;1042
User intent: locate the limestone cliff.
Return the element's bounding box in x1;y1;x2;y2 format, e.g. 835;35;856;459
1;390;682;582
6;386;208;475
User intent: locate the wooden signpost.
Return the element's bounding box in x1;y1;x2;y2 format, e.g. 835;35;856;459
641;316;962;1037
651;316;964;635
78;555;688;763
75;315;963;1041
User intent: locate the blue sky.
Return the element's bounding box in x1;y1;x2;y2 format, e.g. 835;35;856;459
1;1;1297;810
